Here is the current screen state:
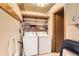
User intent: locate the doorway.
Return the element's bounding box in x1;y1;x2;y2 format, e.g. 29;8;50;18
52;8;64;52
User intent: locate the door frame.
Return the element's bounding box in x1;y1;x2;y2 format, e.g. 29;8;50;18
52;7;65;52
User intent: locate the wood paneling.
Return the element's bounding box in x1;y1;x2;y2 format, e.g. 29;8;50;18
55;14;64;52
53;12;64;52
0;3;21;22
23;15;49;19
52;14;56;52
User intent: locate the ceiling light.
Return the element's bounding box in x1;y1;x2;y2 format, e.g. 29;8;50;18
36;3;48;7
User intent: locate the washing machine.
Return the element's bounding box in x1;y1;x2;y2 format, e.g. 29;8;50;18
37;32;51;55
23;32;38;56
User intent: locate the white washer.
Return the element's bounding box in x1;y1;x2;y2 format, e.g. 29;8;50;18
23;32;38;56
37;32;51;54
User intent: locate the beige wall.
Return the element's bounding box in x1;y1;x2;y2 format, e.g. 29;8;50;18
47;14;54;38
0;8;20;56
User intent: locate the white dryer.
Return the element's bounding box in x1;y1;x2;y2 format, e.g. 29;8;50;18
37;32;51;54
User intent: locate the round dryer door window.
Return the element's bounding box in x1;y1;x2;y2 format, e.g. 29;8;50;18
8;38;16;56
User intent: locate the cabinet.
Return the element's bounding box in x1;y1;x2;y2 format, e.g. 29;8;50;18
65;3;79;24
65;4;79;41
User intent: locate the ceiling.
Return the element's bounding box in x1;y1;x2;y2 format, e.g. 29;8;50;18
18;3;55;13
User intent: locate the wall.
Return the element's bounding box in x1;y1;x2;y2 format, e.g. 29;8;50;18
0;8;20;55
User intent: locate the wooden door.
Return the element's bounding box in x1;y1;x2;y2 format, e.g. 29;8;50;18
54;13;64;52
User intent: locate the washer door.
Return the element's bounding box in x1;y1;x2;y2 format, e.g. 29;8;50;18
8;38;16;56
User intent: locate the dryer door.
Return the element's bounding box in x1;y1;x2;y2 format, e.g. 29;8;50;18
8;38;16;56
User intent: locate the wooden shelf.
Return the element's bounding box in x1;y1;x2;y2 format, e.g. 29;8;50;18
24;19;47;22
22;11;49;19
0;3;21;22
